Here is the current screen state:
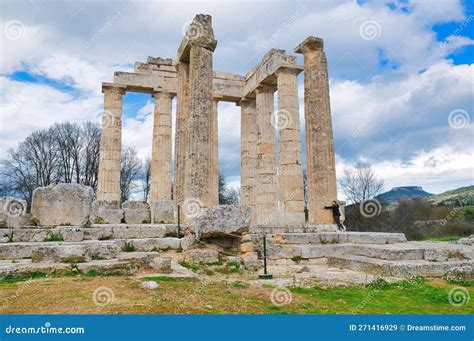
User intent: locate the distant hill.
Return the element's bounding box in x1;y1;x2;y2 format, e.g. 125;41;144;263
376;186;433;204
427;185;474;206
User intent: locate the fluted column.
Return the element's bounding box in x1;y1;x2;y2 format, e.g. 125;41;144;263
210;98;219;206
295;37;337;224
174;62;190;217
255;86;278;225
276;68;305;225
97;84;125;202
150;91;173;222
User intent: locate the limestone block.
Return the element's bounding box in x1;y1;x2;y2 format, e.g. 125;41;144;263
195;205;251;239
123;201;151;224
151;256;172;273
54;227;84;242
444;265;474;282
241;252;259;270
424;248;451;262
83;227;114;241
124;238;180;251
183;249;219;264
90;200;123;224
31;245;91;263
457;235;474;246
240;241;253;253
31;183;94;226
181;234;197;251
153;201;175;223
112;225;143;239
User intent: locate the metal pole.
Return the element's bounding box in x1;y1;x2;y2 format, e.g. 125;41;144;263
259;234;273;279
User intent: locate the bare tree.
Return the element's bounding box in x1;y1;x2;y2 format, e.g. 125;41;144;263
339;164;384;204
81;122;101;191
219;173;240;205
120;146;142;203
53;122;83;184
140;156;151;202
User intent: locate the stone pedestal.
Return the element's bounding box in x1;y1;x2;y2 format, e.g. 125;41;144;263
97;84;125;202
239;99;258;223
276;68;305;225
295;37;337;224
150;91;173;222
255;86;278;225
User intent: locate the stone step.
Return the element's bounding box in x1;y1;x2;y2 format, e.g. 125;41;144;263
327;254;473;278
0;224;178;243
0;238;181;261
0;254;190;280
347;241;473;262
266;232;407;245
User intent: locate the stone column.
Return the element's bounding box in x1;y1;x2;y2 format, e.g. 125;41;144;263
184;43;214;217
239;99;257;223
255;86;278;225
210;98;219;206
295;37;337;224
150;91;174;223
97;84;125;203
276;68;305;225
174;62;190;217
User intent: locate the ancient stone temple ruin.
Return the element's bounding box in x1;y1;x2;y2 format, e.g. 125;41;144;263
96;14;337;227
1;14;471;284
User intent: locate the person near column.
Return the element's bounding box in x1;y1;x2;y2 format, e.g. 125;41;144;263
324;200;345;231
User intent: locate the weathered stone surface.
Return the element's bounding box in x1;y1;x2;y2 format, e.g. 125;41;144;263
31;245;91;263
457;235;474;246
153;200;175;223
241;252;258;270
117;238;180;252
183;248;219;264
424;248;451;262
151;256;172;273
31;183;94;226
181;234;197;251
142;281;159;289
195;205;251;239
90;200;123;224
444;265;474;282
55;227;84;242
0;197;27;228
123;201;151;224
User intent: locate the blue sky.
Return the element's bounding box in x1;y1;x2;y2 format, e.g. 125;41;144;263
1;0;473;197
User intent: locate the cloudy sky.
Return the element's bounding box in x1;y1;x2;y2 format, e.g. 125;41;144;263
1;0;473;197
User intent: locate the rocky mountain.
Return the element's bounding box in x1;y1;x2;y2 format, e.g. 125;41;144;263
376;186;433;204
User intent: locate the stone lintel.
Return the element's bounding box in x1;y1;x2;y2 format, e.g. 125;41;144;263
152;89;174;99
101;82;127;94
294;36;324;54
178;14;217;62
147;56;173;65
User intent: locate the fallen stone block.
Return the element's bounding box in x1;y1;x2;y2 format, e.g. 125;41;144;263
183;249;219;264
153;200;175;223
31;245;91;263
90;200;123;224
31;183;94;226
444;265;474;282
195;205;251;239
123;201;151;224
151;256;172;273
0;197;28;228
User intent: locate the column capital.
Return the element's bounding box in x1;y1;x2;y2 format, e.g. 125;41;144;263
152;91;174;100
102;83;126;96
255;84;276;95
275;66;303;77
294;36;324;54
236;98;256;107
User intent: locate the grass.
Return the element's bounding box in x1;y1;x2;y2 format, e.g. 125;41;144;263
43;232;64;242
426;236;462;242
121;241;135;252
0;275;471;314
